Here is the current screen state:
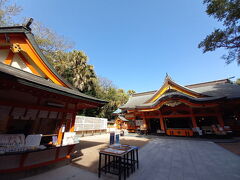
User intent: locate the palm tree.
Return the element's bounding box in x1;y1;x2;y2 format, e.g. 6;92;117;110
50;50;97;92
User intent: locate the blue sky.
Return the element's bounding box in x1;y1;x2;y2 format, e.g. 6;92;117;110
16;0;240;92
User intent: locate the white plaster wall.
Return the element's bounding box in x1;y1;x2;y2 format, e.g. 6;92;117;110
11;54;32;73
22;52;46;77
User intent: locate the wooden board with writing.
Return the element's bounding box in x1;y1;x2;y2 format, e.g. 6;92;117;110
49;111;58;119
25;109;38;120
11;107;25;119
38;110;49;118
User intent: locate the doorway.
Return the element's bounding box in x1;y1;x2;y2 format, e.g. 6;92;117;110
165;117;192;129
148;118;161;133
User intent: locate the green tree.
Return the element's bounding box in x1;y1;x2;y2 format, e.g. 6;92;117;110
50;50;97;92
96;87;129;119
0;0;22;26
127;89;136;96
30;21;74;55
98;77;116;90
199;0;240;64
236;78;240;85
0;0;134;119
78;79;133;119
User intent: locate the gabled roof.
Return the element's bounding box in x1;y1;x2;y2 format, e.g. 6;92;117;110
112;108;122;114
135;92;225;109
120;76;240;110
120;92;154;109
0;25;108;107
118;116;129;122
145;76;208;103
0;25;75;89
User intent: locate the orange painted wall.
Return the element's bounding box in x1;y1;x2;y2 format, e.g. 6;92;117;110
0;34;69;87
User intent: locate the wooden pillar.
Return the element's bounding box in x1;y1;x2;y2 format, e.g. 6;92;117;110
217;114;224;127
57;124;64;145
159;110;165;131
133;111;137;129
70;104;77;132
190;108;197;128
215;107;224;127
57;104;67;145
65;113;71;132
31;110;41;133
142;112;147;130
70;112;76;132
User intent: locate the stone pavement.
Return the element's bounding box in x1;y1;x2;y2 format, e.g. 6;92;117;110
21;138;240;180
128;139;240;180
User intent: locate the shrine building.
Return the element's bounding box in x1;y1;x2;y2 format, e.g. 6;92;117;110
0;25;107;173
120;76;240;136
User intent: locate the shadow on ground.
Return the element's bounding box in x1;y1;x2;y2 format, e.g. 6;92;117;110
78;140;106;149
0;159;71;180
71;137;149;173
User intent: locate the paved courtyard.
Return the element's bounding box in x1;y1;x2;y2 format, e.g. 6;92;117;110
22;138;240;180
128;139;240;180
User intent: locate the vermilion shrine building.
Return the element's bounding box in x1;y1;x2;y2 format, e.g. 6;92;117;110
120;76;240;136
0;25;107;173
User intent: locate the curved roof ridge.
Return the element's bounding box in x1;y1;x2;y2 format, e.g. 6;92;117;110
136;92;226;109
169;78;210;97
185;78;232;89
145;75;209;104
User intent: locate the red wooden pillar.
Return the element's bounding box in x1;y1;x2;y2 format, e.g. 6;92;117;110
215;107;225;127
190;108;197;128
70;111;76;132
57;125;64;145
217;114;224;127
159;110;165;131
142;112;147;130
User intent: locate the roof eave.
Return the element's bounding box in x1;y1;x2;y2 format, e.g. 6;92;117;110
0;25;76;90
0;63;108;106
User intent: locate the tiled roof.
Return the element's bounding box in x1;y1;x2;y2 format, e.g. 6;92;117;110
121;79;240;110
0;58;107;105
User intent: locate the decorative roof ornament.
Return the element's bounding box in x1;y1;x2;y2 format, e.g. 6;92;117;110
25;18;33;31
10;43;21;53
165;100;182;107
165;73;172;81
